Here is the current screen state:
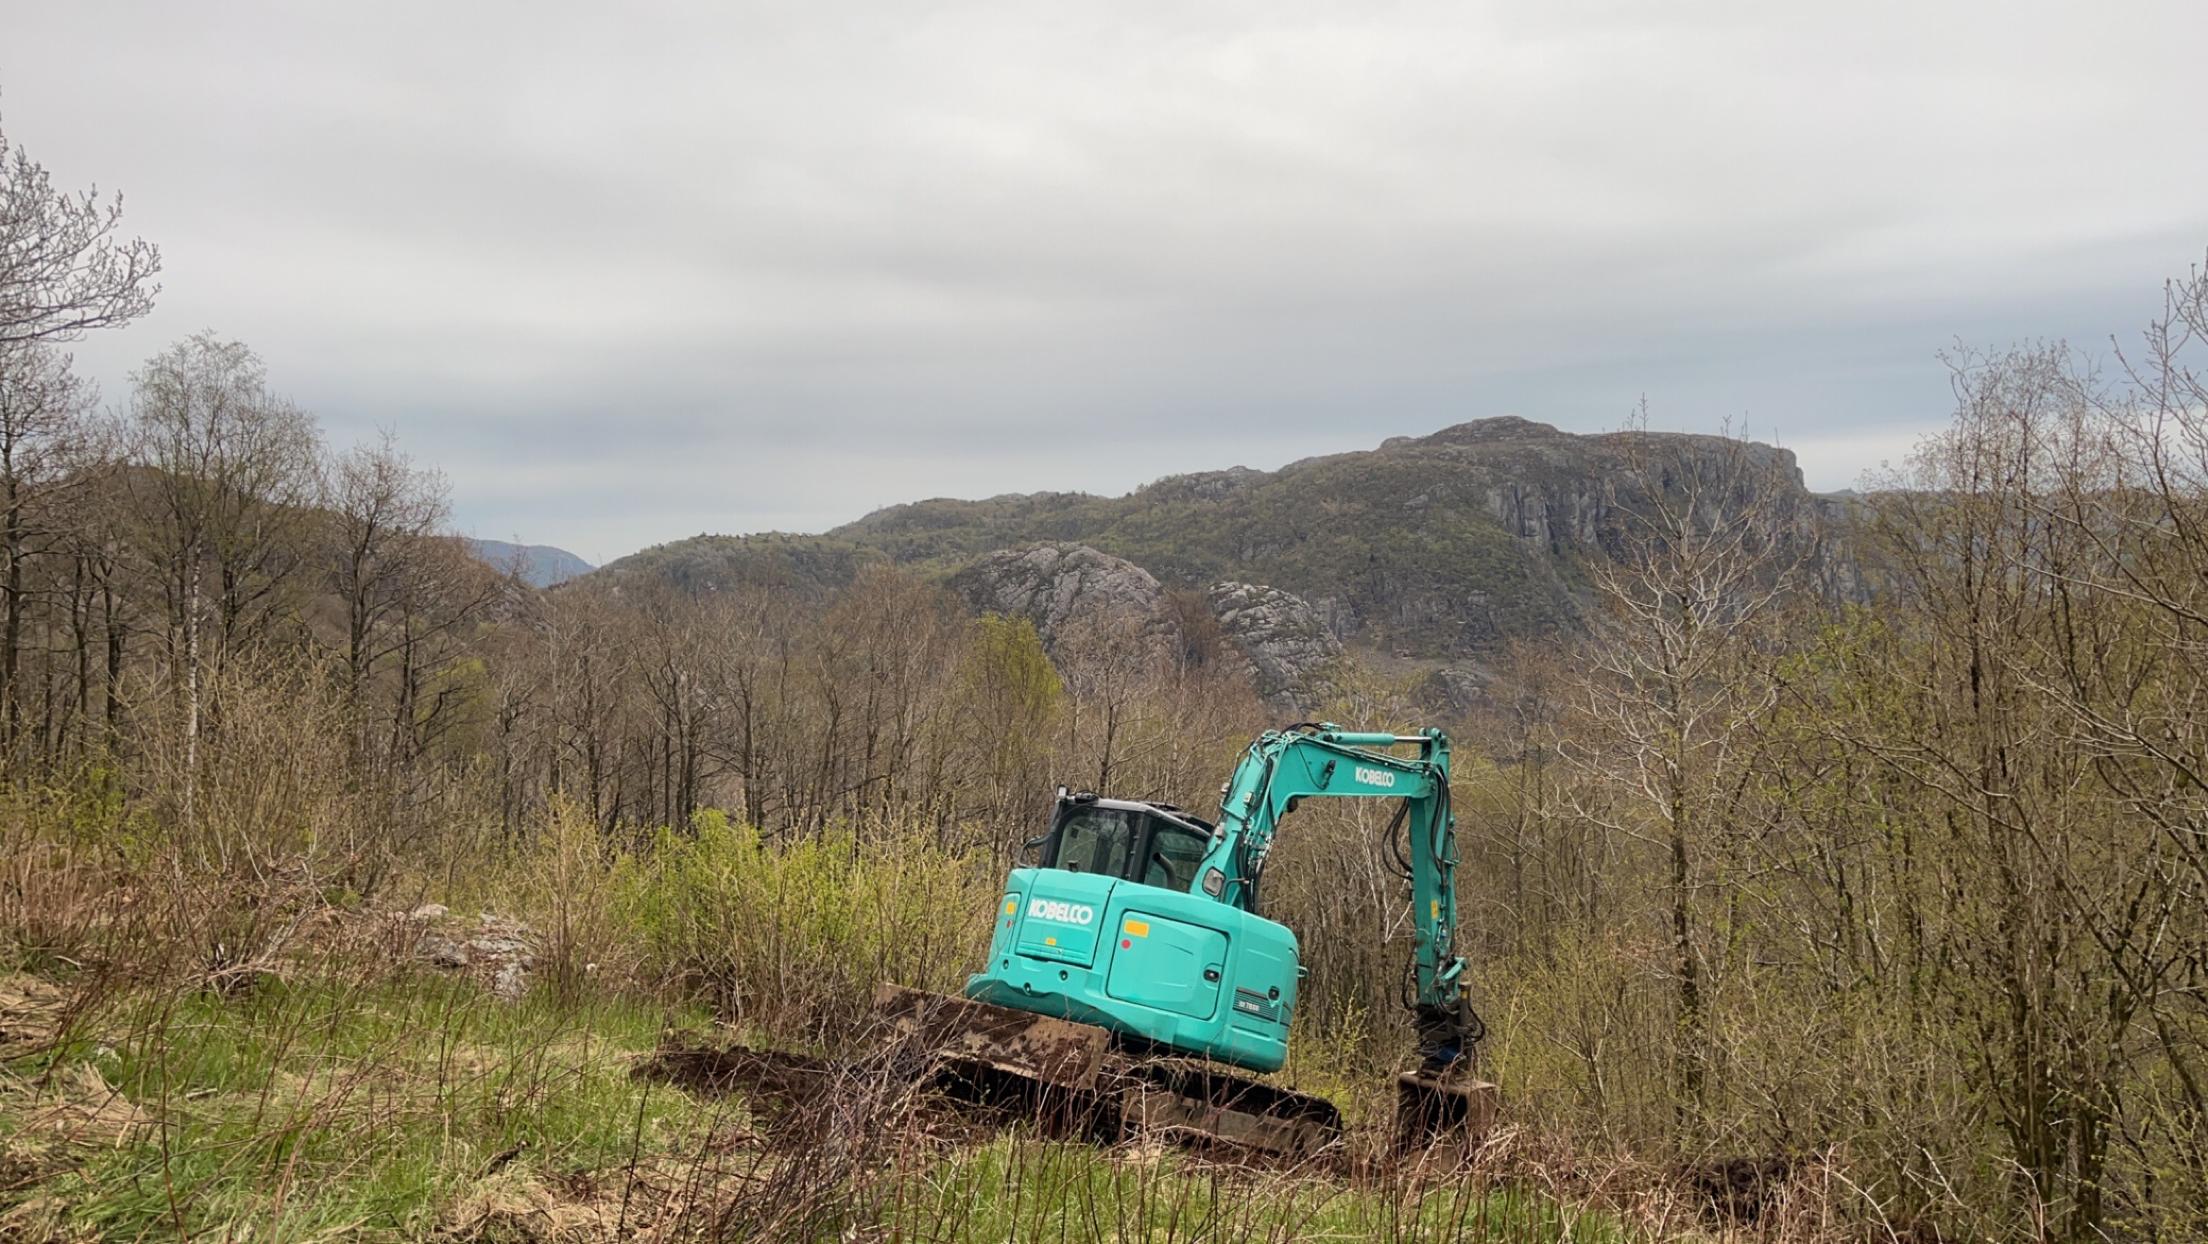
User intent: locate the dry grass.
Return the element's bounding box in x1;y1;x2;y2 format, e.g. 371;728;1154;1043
0;789;1918;1242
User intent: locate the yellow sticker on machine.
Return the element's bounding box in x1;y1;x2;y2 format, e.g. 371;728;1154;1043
1430;900;1440;922
1044;936;1058;946
1123;919;1150;938
1003;900;1016;915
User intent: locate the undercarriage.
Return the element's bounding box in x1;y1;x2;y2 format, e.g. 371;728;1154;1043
641;983;1496;1167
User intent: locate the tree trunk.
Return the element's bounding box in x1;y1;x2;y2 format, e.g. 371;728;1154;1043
1;484;21;748
1670;810;1704;1112
182;547;202;832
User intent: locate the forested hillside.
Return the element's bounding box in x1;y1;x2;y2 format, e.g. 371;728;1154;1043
597;416;1856;660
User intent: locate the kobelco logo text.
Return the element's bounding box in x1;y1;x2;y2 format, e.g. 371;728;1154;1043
1027;899;1096;925
1355;767;1397;788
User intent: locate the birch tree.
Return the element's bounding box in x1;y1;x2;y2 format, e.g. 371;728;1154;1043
126;334;320;835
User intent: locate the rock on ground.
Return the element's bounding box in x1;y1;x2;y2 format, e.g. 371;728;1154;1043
413;913;539;1001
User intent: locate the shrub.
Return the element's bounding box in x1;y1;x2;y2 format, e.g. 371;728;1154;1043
614;811;997;1046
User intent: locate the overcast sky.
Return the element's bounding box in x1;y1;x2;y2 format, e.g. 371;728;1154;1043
6;2;2204;563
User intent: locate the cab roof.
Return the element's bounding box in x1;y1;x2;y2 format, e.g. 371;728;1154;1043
1071;794;1217;836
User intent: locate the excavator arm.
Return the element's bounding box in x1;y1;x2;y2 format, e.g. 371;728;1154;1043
1197;724;1480;1070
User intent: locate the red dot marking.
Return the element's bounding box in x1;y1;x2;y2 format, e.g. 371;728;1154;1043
1121;939;1132;949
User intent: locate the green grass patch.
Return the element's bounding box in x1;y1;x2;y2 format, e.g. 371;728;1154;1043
874;1134;1623;1243
5;971;721;1242
5;967;1610;1243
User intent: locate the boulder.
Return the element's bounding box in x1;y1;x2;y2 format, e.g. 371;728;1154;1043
414;912;539;1001
1415;666;1492;716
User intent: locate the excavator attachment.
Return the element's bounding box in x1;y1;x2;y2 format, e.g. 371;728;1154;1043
1394;1069;1499;1160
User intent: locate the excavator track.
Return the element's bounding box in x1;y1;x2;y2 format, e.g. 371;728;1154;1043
1110;1055;1341;1157
876;984;1344;1158
639;984;1491;1166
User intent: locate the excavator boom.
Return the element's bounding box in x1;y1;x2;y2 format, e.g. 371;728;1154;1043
1203;725;1475;1066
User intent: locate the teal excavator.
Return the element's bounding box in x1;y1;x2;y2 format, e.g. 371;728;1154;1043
874;723;1494;1155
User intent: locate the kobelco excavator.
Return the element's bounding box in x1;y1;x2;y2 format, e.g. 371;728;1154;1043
651;722;1494;1157
872;722;1495;1156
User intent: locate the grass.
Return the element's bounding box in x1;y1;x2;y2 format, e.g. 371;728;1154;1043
875;1136;1623;1243
2;966;724;1241
0;802;1636;1243
0;952;1637;1243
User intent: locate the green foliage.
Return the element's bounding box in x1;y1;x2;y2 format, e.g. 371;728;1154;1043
966;612;1063;720
0;775;159;972
614;811;998;1042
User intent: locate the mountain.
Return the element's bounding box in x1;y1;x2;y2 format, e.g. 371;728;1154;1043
466;539;594;588
590;418;1845;666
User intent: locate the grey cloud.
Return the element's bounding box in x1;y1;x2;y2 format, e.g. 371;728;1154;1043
5;1;2204;556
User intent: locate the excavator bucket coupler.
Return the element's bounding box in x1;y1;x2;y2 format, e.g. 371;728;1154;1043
1394;1069;1499;1158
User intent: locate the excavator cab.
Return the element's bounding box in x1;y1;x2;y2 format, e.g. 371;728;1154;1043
1034;795;1213;896
967;792;1303;1074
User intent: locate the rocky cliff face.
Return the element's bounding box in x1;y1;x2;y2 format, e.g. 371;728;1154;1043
948;545;1350;712
1207;582;1343;713
949;543;1174;651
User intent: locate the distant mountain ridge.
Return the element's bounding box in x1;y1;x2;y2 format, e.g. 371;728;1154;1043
466;539;594;588
591;418;1843;661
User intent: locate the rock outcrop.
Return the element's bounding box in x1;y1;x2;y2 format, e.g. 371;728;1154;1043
950;542;1176;652
1414;666;1491;716
1207;582;1343;713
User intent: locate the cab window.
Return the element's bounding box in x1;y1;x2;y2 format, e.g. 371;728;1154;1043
1052;808;1135;877
1141;821;1210;893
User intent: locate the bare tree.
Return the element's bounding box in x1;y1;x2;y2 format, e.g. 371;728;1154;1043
332;433;448;701
627;583;717;830
958;614;1062;858
0;121;161;345
125;334;321;829
1562;414;1814;1117
0;342;96;747
1974;267;2208;1227
1053;609;1167;794
698;589;795;833
327;432;497;808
